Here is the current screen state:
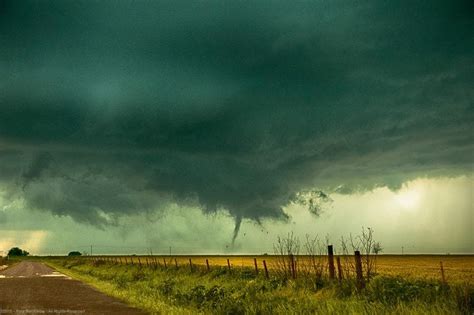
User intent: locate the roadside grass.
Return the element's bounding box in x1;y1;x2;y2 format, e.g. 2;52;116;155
58;255;473;284
0;256;19;270
44;258;473;315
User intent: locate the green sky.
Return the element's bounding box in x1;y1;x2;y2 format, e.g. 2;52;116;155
0;1;472;255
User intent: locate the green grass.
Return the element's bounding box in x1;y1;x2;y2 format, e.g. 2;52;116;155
44;258;473;315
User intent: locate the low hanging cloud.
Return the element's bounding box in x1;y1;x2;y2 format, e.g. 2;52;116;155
0;1;472;233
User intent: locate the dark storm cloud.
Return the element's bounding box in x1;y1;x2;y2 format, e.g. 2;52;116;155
21;152;53;188
0;1;472;226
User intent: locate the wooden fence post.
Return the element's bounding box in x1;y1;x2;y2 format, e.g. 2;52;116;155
206;259;210;272
175;258;178;269
263;260;269;279
289;254;296;279
440;261;446;284
189;258;193;272
131;257;134;265
336;256;343;282
163;258;167;268
354;251;365;289
328;245;335;279
138;257;142;267
254;258;259;275
227;259;231;271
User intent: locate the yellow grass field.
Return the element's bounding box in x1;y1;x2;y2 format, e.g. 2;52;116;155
97;254;473;285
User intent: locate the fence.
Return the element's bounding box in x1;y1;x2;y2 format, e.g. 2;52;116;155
74;245;388;287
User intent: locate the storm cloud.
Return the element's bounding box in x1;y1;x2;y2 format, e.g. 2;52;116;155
0;1;472;229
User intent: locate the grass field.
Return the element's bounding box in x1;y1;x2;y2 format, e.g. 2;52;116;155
88;254;474;284
40;254;473;314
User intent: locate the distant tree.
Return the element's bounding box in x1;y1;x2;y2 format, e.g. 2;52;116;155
8;247;29;257
372;242;383;274
339;227;380;281
373;242;383;255
68;251;82;256
274;232;300;279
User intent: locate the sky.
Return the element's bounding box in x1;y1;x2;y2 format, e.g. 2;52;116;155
0;0;472;255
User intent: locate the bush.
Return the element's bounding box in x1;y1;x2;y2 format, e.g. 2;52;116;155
452;285;474;314
68;251;82;256
366;276;441;304
159;278;176;296
114;274;132;289
178;284;228;309
131;269;146;281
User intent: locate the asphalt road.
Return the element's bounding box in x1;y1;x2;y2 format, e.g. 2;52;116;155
0;261;146;314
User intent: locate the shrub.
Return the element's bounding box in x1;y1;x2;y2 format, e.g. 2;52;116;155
159;278;176;296
131;269;146;281
114;274;131;289
366;276;441;304
453;284;474;314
